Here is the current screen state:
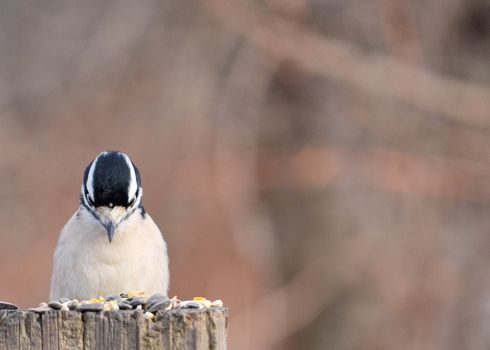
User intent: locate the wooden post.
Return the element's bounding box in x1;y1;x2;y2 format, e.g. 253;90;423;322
0;308;227;350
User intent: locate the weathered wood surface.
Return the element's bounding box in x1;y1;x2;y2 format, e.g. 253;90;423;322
0;308;227;350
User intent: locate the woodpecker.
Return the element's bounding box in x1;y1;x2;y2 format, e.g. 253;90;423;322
50;151;169;301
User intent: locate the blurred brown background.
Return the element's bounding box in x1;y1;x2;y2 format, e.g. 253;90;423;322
0;0;490;349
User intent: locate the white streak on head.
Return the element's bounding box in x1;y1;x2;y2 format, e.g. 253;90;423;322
86;156;100;200
122;153;138;200
134;187;143;207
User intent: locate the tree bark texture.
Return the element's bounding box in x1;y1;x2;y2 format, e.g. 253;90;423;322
0;308;227;350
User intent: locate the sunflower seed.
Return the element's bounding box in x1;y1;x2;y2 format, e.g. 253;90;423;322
130;297;145;307
67;301;79;310
106;294;121;301
211;299;224;308
148;300;172;313
179;301;201;309
146;293;168;308
103;302;119;311
117;301;133;310
29;305;51;313
48;301;63;310
144;312;155;320
77;303;104;312
0;301;18;310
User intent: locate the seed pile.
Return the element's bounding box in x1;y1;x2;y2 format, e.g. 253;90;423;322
13;292;224;320
0;301;18;310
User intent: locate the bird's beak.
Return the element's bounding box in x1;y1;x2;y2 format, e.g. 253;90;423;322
105;221;116;243
96;206;126;243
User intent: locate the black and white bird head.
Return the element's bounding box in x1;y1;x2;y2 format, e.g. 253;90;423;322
80;151;144;242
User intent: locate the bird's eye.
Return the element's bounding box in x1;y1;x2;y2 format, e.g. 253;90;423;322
128;197;136;207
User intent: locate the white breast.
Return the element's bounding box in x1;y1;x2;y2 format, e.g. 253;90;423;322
50;208;169;301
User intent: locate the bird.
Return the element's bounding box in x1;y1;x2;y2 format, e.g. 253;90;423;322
50;151;169;301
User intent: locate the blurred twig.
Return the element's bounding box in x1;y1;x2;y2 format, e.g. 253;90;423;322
212;40;281;280
260;146;490;203
202;0;490;128
378;0;422;62
341;91;490;161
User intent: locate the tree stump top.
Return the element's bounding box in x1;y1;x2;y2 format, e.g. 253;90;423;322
0;307;228;350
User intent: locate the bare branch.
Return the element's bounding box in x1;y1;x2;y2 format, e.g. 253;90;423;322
202;0;490;128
